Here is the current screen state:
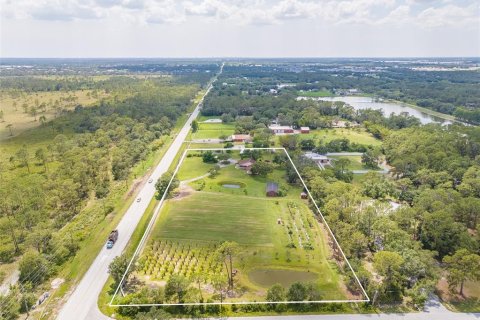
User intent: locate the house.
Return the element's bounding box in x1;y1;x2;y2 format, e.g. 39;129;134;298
300;127;310;134
268;125;294;135
266;182;279;197
230;134;252;143
237;159;255;171
304;152;331;165
300;192;308;199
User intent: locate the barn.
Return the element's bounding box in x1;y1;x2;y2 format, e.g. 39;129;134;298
266;182;279;197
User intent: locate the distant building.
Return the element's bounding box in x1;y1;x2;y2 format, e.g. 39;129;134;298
304;152;331;165
300;192;308;199
230;134;252;143
203;118;222;123
266;182;279;197
237;159;255;171
300;127;310;134
269;125;294;134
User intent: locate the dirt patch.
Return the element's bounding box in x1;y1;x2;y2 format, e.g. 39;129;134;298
172;184;195;201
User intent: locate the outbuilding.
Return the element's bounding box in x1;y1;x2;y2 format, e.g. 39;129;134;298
230;134;252;143
300;127;310;134
266;182;279;197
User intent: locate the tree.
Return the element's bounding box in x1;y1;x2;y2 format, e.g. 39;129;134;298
287;282;307;301
190;271;205;302
215;241;239;290
279;134;299;150
443;249;480;296
0;291;20;320
135;308;171;320
165;274;190;303
202;151;218;163
250;161;273;176
109;253;134;288
39;115;47;126
191;119;199;133
266;283;286;310
374;251;404;284
15;146;30;173
35;148;48;172
155;171;179;199
6;123;13;136
29;106;38;121
19;251;51;287
362;148;381;169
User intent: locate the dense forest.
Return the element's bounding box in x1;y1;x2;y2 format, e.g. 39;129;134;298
0;72;210;319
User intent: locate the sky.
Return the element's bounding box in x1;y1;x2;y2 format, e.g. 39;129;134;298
0;0;479;58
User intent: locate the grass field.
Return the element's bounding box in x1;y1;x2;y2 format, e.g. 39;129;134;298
296;128;381;146
329;155;366;171
0;89;109;140
132;150;353;302
192;122;235;140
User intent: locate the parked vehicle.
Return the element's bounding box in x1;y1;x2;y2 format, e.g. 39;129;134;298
137;197;141;202
148;179;153;183
106;230;118;249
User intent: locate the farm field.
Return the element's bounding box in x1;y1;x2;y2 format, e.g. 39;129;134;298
292;128;382;146
192;122;235;140
128;149;360;304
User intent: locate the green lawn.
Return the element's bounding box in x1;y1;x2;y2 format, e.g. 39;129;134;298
176;155;216;181
294;128;382;146
330;155;366;171
192;122;235;140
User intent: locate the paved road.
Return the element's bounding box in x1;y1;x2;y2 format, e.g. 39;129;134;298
233;296;479;320
56;63;223;320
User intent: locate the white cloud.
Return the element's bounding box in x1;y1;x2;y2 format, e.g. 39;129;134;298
0;0;478;30
417;3;478;28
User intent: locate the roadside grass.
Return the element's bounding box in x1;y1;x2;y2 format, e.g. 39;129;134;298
294;128;382;146
97;195;159;320
0;89;109;140
438;280;480;312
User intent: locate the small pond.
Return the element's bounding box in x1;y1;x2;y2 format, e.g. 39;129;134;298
222;184;241;189
249;268;318;288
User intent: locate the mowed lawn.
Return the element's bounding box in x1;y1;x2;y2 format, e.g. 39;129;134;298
296;128;381;146
330;155;366;170
152;192;276;245
192;122;235;140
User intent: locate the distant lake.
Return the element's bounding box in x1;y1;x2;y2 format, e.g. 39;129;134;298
297;96;452;125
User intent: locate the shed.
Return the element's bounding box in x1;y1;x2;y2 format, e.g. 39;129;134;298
300;127;310;134
237;159;255;171
266;182;279;197
300;192;308;199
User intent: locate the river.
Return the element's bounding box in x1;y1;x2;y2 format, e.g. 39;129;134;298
297;96;452;125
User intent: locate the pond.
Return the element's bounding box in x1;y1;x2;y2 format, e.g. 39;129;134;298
222;184;241;189
249;268;318;288
297;96;452;125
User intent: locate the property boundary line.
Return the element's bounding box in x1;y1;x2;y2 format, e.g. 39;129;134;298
109;147;370;307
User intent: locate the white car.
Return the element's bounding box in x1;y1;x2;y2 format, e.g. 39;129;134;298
148;178;153;183
136;197;141;202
